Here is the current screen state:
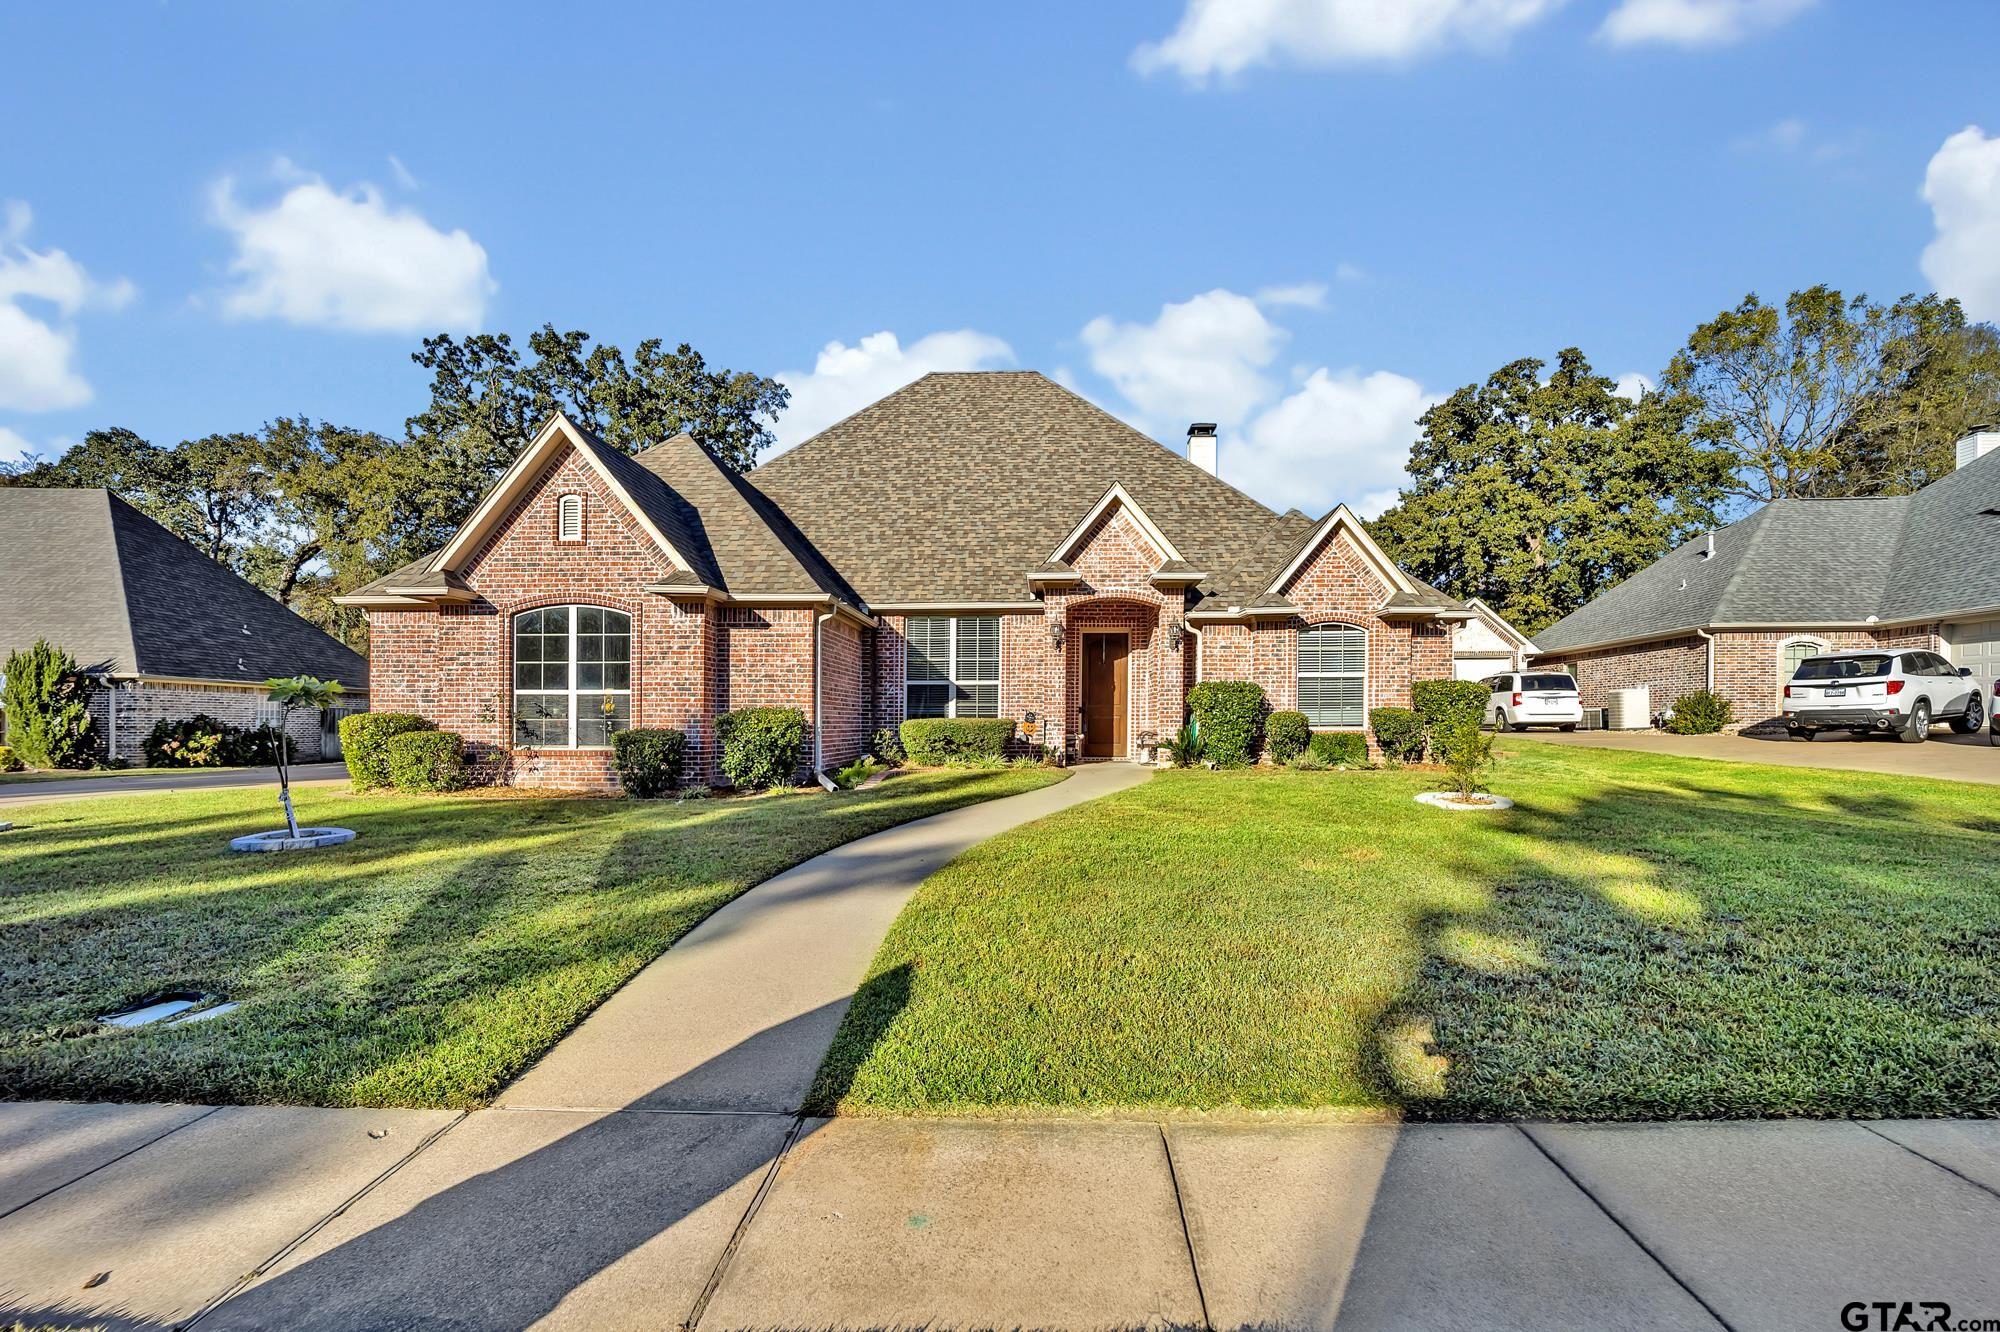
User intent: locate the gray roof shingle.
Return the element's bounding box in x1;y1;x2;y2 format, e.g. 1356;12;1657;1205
0;488;369;687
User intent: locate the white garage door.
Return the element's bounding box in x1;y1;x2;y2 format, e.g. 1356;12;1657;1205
1455;657;1509;682
1947;619;2000;691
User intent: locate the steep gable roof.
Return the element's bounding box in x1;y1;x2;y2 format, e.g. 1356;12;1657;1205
0;488;368;687
752;371;1352;607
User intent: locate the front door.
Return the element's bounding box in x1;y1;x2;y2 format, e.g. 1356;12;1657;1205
1082;632;1129;758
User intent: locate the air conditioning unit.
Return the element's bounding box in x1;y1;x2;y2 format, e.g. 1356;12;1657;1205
1607;686;1651;730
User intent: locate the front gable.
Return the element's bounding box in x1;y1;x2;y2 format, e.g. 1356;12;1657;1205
1277;523;1396;613
459;441;676;595
1265;506;1415;606
1045;484;1204;591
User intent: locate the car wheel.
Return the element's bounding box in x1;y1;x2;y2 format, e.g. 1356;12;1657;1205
1899;699;1931;743
1787;726;1810;740
1509;722;1528;732
1950;692;1985;735
1559;723;1576;732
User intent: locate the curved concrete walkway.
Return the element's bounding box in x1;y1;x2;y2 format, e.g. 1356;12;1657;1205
502;760;1152;1114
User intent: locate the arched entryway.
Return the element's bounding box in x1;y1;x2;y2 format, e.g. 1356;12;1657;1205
1057;594;1177;762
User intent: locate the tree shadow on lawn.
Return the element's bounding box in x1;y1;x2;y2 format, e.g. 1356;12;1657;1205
0;969;916;1332
1365;773;2000;1122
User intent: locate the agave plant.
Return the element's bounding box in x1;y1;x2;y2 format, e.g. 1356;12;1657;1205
1165;721;1206;769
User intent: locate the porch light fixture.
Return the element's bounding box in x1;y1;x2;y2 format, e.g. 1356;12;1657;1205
1166;624;1186;651
1049;622;1065;648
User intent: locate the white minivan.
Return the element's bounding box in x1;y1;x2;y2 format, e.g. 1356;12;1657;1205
1781;649;1983;743
1484;672;1584;731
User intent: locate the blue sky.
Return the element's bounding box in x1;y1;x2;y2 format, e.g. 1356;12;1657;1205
6;0;2000;516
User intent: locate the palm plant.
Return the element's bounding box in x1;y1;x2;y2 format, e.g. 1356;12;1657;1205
263;676;344;836
1165;721;1206;768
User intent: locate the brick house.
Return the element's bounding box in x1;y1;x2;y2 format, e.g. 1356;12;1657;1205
1530;431;2000;728
342;371;1469;789
0;488;369;761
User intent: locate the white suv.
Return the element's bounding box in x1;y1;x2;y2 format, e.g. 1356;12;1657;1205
1781;649;1983;743
1484;672;1584;731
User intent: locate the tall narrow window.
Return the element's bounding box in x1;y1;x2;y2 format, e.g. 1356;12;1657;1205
905;616;1000;718
557;494;584;542
513;605;631;747
1298;623;1366;727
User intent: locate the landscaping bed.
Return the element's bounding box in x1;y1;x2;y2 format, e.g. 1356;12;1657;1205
812;742;2000;1120
0;766;1063;1107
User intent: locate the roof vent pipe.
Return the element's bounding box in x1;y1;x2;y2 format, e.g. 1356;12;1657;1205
1956;426;2000;470
1187;423;1219;477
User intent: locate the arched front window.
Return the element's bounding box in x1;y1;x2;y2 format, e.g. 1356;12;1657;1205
1778;637;1826;708
1298;623;1366;728
514;606;631;747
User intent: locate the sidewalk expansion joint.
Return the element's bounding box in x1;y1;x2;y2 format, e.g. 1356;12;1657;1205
1853;1119;2000;1203
0;1103;225;1224
684;1112;805;1331
1158;1122;1214;1332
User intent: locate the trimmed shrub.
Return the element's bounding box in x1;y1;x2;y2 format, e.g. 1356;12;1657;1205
717;706;808;790
1308;732;1368;767
339;712;433;788
1265;711;1310;764
1412;679;1490;740
870;726;906;765
1;639;96;769
1666;688;1734;735
1186;680;1268;766
899;717;1016;766
144;715;297;769
385;730;467;792
1369;707;1425;764
613;727;687;797
0;744;19;772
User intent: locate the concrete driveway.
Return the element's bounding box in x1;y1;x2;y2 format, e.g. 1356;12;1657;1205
1528;726;2000;784
0;762;349;809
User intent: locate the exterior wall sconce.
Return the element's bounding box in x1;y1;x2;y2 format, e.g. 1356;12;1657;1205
1166;623;1186;652
1049;622;1065;648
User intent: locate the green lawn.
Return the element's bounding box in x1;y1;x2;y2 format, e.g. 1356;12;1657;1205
812;742;2000;1121
0;766;1063;1107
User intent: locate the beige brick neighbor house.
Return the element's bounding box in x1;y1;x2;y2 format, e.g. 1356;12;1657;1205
342;371;1471;789
1531;431;2000;727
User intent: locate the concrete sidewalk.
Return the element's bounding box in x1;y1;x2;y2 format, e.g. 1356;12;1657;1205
0;762;349;808
2;1103;1995;1330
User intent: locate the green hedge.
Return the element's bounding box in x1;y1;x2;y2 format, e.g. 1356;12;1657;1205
338;712;433;788
384;730;467;792
1265;710;1310;764
717;706;807;790
613;727;687;797
0;744;19;772
1369;707;1425;764
1666;688;1734;735
1;639;96;770
1308;732;1368;767
1413;679;1489;745
143;715;295;768
1187;680;1268;766
871;726;907;764
899;717;1016;765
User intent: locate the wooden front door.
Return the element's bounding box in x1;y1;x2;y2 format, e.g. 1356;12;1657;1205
1082;632;1129;758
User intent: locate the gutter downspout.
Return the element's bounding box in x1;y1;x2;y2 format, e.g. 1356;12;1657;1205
1183;622;1203;685
1695;627;1716;691
812;604;838;791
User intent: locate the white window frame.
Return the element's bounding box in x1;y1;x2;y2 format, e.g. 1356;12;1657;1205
1776;635;1827;712
557;494;584;542
904;616;1000;719
512;605;631;749
1298;621;1368;729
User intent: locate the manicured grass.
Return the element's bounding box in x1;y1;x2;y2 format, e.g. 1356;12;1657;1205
812;742;2000;1120
0;767;1063;1108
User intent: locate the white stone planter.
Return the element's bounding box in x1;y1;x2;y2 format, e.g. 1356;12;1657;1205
1414;792;1515;812
230;827;358;853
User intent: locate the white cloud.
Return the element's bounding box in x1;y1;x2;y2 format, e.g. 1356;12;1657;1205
0;424;37;463
0;202;136;413
773;329;1015;451
1614;371;1655;399
1230;368;1433;517
1134;0;1566;84
1255;281;1329;309
1082;288;1286;430
1598;0;1815;47
1922;126;2000;324
208;163;495;334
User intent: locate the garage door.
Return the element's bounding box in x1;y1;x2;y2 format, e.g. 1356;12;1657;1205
1947;619;2000;690
1455;657;1509;681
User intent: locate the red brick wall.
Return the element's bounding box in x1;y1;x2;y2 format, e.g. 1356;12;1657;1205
816;614;866;768
1547;636;1708;719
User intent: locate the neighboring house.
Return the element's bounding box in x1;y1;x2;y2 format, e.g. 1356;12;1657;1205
1531;430;2000;727
0;488;370;761
341;371;1469;789
1451;598;1533;680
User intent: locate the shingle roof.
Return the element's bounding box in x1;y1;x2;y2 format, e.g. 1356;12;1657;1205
1532;447;2000;653
752;371;1335;606
0;488;369;687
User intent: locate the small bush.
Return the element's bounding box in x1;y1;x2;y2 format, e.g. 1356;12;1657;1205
1186;680;1268;766
0;744;20;772
1265;711;1310;764
1;639;96;769
613;727;687;797
832;757;883;790
1289;750;1330;771
899;717;1016;766
1412;679;1490;740
1165;721;1205;768
339;712;433;788
1435;716;1495;798
1369;707;1425;764
143;715;294;768
870;726;906;765
384;730;467;792
1665;688;1734;735
718;706;808;790
1308;732;1368;768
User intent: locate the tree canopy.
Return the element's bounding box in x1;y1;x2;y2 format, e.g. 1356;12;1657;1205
1371;348;1731;635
